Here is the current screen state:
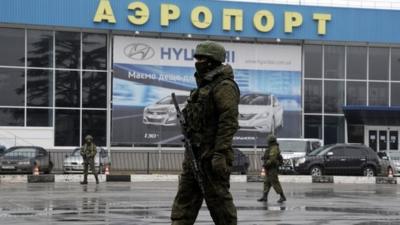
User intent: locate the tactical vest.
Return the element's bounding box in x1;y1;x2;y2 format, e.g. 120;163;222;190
183;75;238;155
82;143;97;158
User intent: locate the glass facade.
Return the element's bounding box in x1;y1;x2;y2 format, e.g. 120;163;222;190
0;27;108;146
304;44;400;145
0;26;398;147
347;46;367;80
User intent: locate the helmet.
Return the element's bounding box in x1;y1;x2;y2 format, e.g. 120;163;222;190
85;135;93;141
194;41;226;63
267;134;277;144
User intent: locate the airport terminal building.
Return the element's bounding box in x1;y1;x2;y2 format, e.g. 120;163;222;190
0;0;400;152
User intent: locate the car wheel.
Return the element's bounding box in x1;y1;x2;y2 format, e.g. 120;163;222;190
310;166;323;176
363;166;375;177
240;166;247;175
45;161;54;174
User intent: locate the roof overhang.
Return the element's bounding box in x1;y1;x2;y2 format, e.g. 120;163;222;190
343;106;400;125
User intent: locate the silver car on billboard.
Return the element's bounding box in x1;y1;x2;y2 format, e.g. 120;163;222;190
143;95;188;126
238;93;283;132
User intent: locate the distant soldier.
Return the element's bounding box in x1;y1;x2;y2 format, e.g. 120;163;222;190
258;135;286;203
80;135;99;184
171;41;240;225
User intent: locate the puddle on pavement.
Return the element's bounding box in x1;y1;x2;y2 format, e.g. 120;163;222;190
305;206;400;216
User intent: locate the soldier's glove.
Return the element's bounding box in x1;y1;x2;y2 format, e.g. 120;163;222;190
211;152;228;177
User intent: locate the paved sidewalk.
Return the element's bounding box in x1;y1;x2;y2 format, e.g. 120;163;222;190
0;182;399;224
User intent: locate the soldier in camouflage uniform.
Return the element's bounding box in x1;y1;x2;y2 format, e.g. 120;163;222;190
80;135;99;184
171;41;240;225
258;135;286;203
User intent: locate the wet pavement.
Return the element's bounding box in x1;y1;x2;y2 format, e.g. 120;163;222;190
0;181;399;224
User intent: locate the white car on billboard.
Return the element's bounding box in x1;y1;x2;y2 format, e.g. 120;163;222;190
143;95;188;126
238;93;283;132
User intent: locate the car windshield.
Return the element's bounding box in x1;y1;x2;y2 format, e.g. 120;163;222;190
71;148;107;157
388;151;400;160
308;144;333;156
279;140;307;152
72;148;81;156
4;148;36;159
157;96;187;104
239;94;271;105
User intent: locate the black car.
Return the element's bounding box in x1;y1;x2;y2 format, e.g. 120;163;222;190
0;145;6;155
0;146;53;174
278;138;323;174
232;148;250;174
294;143;382;177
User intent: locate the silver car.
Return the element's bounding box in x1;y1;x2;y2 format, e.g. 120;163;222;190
63;147;109;174
143;95;188;126
238;93;283;132
380;150;400;176
278;138;323;174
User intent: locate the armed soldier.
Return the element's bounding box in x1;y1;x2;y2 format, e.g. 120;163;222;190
80;135;99;185
258;134;286;203
171;41;240;225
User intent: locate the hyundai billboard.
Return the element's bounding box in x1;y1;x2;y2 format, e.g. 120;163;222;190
112;36;301;146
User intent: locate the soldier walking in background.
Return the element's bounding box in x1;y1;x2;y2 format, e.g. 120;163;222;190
80;135;99;185
171;41;240;225
258;135;286;203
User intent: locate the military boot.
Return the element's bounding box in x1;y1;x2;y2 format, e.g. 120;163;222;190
95;175;99;184
80;180;88;185
257;192;268;202
277;193;286;203
80;175;88;185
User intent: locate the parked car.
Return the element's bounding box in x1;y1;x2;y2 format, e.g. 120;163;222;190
0;145;6;156
238;93;283;132
378;151;400;177
143;95;188;126
277;138;323;174
63;147;109;174
232;148;250;174
0;146;53;174
294;143;383;177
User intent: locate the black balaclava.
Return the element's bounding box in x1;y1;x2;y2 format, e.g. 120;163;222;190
195;57;221;76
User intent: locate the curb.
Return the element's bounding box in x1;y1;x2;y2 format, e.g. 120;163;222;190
107;175;131;182
0;174;397;184
131;174;178;182
0;175;27;183
28;174;54;183
312;176;333;183
248;175;399;184
55;175;106;183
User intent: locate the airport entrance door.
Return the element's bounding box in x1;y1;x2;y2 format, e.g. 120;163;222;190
365;126;400;152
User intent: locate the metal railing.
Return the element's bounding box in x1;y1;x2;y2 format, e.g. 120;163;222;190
48;150;264;174
2;149;395;176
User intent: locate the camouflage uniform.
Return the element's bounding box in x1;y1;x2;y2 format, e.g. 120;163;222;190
80;135;99;184
258;135;286;203
171;41;239;225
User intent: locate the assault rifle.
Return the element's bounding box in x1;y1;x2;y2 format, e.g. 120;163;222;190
171;93;206;195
